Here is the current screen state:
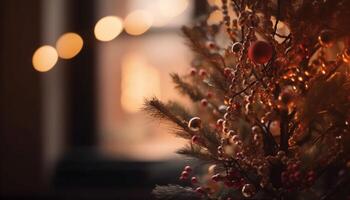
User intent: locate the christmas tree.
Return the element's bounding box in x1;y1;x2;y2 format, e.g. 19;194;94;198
144;0;350;199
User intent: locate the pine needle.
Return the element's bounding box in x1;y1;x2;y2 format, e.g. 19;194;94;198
143;97;195;139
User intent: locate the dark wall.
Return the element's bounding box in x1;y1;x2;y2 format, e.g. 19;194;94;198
0;0;44;196
65;0;97;147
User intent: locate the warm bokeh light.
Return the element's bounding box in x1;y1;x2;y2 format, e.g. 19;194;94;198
207;0;222;7
151;16;172;28
94;16;123;41
271;17;290;43
207;10;223;25
55;32;83;59
121;53;161;113
32;45;58;72
157;0;189;18
124;10;153;36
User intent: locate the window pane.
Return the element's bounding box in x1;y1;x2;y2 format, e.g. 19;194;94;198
97;0;194;160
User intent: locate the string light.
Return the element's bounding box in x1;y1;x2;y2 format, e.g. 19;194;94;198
32;45;58;72
56;32;83;59
94;16;123;41
124;10;153;36
157;0;189;18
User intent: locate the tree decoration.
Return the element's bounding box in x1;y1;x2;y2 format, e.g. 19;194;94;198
318;29;335;47
248;40;273;64
188;117;202;131
145;0;350;199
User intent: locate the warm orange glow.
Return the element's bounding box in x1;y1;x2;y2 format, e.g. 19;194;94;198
207;10;223;25
271;16;290;43
94;16;123;41
32;45;58;72
151;16;172;27
157;0;189;18
207;0;222;7
121;53;161;113
56;32;83;59
124;10;153;36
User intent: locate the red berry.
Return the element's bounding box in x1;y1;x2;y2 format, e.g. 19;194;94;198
248;41;273;64
207;92;213;99
181;171;189;179
189;68;197;76
184;165;192;173
199;69;207;77
307;170;315;177
211;174;221;182
191;135;200;144
224;67;232;77
195;187;205;194
206;41;216;49
200;99;208;107
191;177;198;184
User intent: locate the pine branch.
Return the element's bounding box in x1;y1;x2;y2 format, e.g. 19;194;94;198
177;145;216;162
144;97;195;139
166;101;193;121
171;73;204;101
181;26;226;76
153;185;202;200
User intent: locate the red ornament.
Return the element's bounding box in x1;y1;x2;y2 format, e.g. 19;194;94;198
191;135;200;144
211;174;221;182
200;99;208;107
191;177;198;184
181;171;189;179
189;67;197;76
248;41;273;64
199;69;207;77
206;92;213;99
195;187;205;194
184;165;192;173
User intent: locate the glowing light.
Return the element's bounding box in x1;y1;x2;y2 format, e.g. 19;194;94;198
56;32;83;59
94;16;123;41
207;0;222;7
207;10;223;25
124;10;153;36
157;0;189;18
121;53;161;113
151;16;172;28
32;45;58;72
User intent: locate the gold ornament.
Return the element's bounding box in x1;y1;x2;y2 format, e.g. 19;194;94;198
188;117;202;131
318;30;335;47
242;184;256;198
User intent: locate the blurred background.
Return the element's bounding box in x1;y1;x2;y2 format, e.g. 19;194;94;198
0;0;216;199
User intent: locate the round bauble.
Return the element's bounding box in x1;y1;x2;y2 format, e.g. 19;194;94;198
248;41;273;64
241;183;256;198
188;117;202;131
318;29;335;47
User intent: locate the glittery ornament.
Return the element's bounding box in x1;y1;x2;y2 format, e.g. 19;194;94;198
241;184;256;198
231;42;243;53
200;98;208;107
188;117;202;131
191;177;198;184
248;41;273;64
318;29;334;47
